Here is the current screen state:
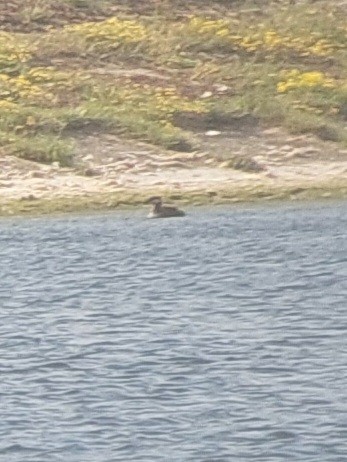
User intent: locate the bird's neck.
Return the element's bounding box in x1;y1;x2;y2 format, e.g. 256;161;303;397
153;202;162;213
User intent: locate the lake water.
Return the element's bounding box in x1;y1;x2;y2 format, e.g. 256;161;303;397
1;201;347;462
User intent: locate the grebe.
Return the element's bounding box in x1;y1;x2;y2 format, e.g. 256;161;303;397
145;196;185;218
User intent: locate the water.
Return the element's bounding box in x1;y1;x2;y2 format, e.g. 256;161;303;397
1;201;346;462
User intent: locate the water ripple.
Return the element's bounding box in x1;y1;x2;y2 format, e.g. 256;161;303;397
0;201;347;461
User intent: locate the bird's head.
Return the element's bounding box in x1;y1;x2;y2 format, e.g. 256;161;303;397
144;196;162;205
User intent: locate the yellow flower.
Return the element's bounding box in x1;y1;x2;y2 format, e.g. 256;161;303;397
277;70;337;93
64;17;148;49
0;99;18;110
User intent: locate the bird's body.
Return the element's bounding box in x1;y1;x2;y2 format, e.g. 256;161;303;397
145;196;185;218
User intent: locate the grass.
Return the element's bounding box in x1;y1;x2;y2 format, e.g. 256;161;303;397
0;0;346;163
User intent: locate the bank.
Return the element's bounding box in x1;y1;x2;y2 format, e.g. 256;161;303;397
1;175;346;218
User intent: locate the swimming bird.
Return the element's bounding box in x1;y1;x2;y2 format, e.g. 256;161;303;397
145;196;185;218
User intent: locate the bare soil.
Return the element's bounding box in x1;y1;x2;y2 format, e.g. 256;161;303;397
1;125;346;206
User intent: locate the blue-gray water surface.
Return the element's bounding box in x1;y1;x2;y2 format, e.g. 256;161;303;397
1;201;347;462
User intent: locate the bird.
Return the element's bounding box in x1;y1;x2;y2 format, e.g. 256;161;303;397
145;196;185;218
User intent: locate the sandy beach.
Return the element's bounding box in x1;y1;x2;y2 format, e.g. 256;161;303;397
1;125;346;216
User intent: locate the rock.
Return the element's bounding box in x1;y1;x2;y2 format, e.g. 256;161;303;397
20;194;37;201
213;84;230;93
219;161;232;168
82;154;94;162
314;126;339;142
205;130;221;137
30;171;46;178
200;91;213;99
207;190;218;197
84;167;101;177
220;157;265;172
262;128;282;135
51;161;60;168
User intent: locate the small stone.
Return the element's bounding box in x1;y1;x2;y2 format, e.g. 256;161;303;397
205;130;221;137
207;190;217;197
82;154;94;161
213;84;229;93
30;171;46;178
20;194;37;201
219;161;232;168
51;161;60;168
200;91;213;99
263;128;282;135
84;168;100;177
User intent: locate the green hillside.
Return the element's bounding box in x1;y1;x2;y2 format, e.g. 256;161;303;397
0;0;346;165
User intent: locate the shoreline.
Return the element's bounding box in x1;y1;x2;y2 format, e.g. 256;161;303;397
1;130;347;219
1;177;346;218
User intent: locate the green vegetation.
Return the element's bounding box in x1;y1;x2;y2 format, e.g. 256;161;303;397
0;0;346;164
1;180;346;218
